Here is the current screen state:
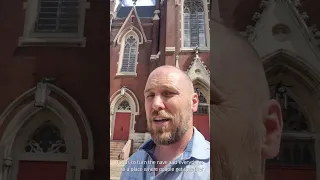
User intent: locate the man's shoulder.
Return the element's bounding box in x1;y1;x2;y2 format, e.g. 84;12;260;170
120;149;150;180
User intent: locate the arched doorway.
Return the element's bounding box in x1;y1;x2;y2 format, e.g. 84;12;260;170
110;87;140;141
0;83;94;180
263;50;320;180
112;100;131;141
193;87;210;141
9;109;75;180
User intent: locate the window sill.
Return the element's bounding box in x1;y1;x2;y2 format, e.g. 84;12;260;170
116;72;137;77
180;47;210;52
18;37;87;47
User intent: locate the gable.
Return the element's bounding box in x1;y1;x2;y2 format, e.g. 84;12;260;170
113;7;148;45
186;53;210;87
246;0;320;71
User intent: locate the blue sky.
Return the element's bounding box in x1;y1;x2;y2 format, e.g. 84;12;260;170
121;0;156;6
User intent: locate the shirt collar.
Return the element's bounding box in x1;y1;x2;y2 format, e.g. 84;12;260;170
139;127;210;160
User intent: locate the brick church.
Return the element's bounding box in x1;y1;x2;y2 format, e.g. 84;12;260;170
110;0;211;158
111;0;320;179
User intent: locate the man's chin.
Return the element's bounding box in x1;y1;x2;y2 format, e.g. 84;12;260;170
151;131;173;145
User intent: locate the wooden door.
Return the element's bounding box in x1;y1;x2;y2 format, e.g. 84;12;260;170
266;166;316;180
113;112;131;140
17;161;67;180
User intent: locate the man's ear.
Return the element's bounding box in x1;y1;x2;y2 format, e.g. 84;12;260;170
261;99;283;159
191;93;199;113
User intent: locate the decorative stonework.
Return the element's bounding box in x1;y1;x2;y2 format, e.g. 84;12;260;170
259;0;272;9
175;55;180;68
24;121;68;154
186;47;210;91
186;47;210;76
272;23;291;42
153;10;160;20
117;101;131;111
291;0;301;7
288;0;310;26
110;87;140;115
252;12;261;22
241;0;271;37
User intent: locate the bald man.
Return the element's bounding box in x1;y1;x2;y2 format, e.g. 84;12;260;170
120;65;210;180
210;19;283;180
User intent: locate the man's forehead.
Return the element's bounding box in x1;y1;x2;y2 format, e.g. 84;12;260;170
145;74;179;92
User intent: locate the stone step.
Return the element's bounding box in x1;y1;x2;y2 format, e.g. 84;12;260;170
111;147;123;149
110;156;120;160
110;146;125;149
110;150;122;153
110;152;120;156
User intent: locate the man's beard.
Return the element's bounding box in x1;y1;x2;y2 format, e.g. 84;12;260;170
147;109;190;145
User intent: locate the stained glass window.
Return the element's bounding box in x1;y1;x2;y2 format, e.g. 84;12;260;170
121;35;137;73
184;0;206;47
24;121;67;154
118;100;131;111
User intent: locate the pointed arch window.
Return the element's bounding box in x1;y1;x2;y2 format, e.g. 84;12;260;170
183;0;206;48
117;100;131;111
117;32;139;76
24;121;67;154
194;87;208;114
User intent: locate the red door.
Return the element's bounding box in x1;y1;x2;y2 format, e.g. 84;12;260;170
113;112;131;140
266;166;316;180
17;161;67;180
193;114;210;141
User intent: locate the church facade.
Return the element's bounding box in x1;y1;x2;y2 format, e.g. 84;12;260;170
111;0;320;179
110;0;211;154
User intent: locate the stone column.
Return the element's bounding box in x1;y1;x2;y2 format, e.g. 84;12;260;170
2;157;12;180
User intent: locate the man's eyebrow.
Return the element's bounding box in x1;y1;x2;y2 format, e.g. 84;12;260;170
144;86;178;94
144;88;152;94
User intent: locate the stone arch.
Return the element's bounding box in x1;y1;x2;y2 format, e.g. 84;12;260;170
110;87;140;115
9;108;73;180
264;50;320;172
0;83;94;180
117;26;144;45
263;49;320;132
110;87;140;140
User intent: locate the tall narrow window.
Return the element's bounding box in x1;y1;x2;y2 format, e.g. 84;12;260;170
120;35;138;73
35;0;79;33
184;0;206;47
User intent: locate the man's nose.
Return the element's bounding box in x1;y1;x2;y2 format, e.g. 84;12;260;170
152;95;165;111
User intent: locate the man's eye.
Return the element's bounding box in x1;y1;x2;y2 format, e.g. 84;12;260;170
163;91;175;96
146;94;154;98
